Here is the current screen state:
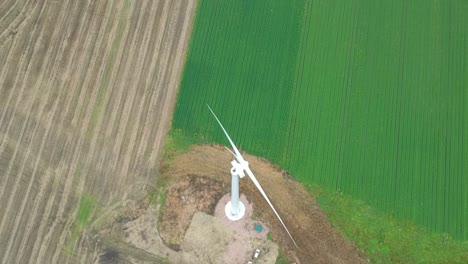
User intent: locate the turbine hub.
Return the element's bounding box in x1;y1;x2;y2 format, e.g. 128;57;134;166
231;160;245;178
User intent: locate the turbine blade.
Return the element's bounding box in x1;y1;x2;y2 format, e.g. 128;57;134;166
207;105;297;247
207;105;244;161
244;166;299;248
224;146;236;158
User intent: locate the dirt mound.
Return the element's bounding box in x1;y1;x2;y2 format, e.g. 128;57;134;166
162;144;367;264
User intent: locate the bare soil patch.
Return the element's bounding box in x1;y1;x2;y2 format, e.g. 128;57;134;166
161;144;368;264
159;175;228;249
181;210;278;264
94;197;179;264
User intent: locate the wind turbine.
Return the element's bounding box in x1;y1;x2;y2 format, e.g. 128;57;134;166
207;105;298;248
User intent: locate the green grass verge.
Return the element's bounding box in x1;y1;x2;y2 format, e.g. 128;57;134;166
149;175;169;207
65;194;97;256
307;184;468;263
162;128;211;162
275;248;290;264
267;232;273;241
76;194;96;226
71;195;96;239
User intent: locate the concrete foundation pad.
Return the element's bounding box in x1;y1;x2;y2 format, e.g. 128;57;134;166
225;200;246;221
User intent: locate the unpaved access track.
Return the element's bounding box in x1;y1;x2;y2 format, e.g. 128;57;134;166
0;0;196;263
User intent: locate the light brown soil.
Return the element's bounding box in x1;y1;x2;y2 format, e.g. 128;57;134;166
162;144;368;264
212;194;278;264
0;0;197;263
181;210;279;264
159;175;228;249
94;197;180;264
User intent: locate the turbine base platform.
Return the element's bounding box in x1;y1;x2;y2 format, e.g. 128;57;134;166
225;201;245;221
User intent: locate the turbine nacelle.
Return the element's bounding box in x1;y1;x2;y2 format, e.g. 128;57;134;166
230;160;246;178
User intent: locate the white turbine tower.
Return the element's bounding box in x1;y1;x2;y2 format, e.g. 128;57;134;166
207;105;298;248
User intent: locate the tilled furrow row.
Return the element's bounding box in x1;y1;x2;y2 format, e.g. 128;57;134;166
0;0;197;262
6;1;93;263
0;0;80;262
34;0;125;262
0;0;48;147
0;0;69;229
139;0;195;182
119;0;176;189
98;0;161;201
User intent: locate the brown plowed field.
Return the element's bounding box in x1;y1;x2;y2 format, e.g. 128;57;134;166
0;0;196;263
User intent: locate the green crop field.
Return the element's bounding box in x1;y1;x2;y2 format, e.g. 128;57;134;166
173;0;468;240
